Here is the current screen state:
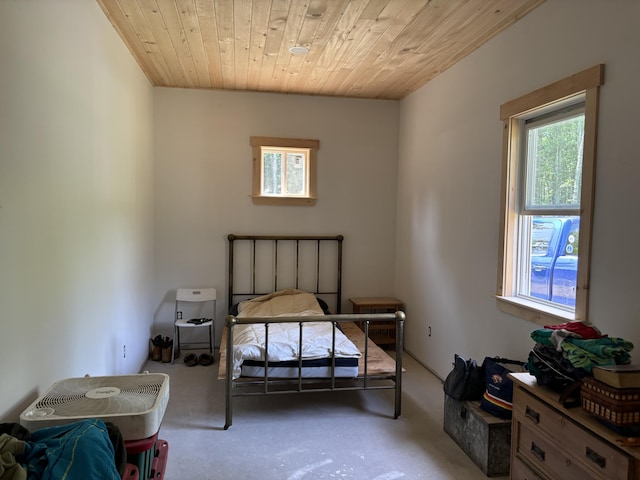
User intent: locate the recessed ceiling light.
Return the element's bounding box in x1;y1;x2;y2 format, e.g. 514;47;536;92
289;46;309;55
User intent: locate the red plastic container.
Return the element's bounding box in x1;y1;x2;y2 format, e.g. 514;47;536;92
125;433;168;479
122;463;139;480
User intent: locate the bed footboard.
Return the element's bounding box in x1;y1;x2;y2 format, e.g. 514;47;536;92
223;311;405;430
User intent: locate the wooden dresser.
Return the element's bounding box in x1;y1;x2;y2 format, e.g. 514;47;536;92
510;372;640;479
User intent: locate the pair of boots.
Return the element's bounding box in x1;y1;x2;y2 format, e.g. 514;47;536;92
151;335;176;363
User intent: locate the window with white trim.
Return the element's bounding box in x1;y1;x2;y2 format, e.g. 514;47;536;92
496;65;604;325
250;136;319;206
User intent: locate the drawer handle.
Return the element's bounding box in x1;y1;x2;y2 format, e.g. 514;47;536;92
525;406;540;424
530;442;546;462
585;447;606;468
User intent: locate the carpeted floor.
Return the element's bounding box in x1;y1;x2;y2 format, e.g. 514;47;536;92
142;350;506;479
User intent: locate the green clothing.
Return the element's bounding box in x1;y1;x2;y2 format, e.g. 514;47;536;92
0;433;26;480
531;328;633;372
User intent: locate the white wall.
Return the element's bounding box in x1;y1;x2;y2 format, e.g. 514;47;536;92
0;0;155;419
153;88;399;340
396;0;640;377
4;0;634;423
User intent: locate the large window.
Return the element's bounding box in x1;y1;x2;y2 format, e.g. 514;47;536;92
496;65;604;325
250;136;319;206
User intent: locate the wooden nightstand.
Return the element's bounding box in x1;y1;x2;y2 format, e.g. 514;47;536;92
349;297;403;347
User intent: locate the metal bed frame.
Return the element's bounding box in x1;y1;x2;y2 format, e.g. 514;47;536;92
223;234;405;429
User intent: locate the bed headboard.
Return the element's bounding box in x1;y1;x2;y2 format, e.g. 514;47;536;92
227;234;344;314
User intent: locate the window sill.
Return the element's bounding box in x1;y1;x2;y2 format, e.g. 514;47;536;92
251;195;317;206
495;295;579;327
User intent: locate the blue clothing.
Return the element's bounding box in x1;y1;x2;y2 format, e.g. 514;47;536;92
18;419;120;480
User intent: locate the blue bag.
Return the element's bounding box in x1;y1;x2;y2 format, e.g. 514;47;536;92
479;356;527;419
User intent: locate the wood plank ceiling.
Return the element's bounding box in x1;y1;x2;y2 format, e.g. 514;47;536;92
97;0;545;100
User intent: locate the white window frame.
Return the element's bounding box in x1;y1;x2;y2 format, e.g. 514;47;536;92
260;146;310;197
250;136;319;206
496;65;604;325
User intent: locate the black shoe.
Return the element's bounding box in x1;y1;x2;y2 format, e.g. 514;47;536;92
184;353;198;367
199;353;214;366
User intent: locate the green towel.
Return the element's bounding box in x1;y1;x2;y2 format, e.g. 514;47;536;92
530;328;554;346
531;328;633;372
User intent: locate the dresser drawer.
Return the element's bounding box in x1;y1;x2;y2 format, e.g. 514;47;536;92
513;387;631;480
515;421;597;480
510;456;545;480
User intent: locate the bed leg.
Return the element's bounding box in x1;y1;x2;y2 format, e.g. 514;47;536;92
224;380;232;430
224;316;235;430
394;380;402;419
224;387;233;429
394;311;405;419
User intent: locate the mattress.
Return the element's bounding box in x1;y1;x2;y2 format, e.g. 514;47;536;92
229;289;361;379
219;321;401;381
240;357;359;378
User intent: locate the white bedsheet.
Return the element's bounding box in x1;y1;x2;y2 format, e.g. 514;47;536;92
232;289;361;378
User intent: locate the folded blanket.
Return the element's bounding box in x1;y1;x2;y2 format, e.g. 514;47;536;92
561;337;633;370
237;289;324;317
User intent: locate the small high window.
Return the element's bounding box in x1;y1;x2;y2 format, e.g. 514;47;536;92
250;137;319;206
496;65;604;325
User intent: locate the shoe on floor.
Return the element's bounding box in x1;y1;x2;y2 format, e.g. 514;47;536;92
199;353;214;366
150;335;162;361
161;336;174;363
184;353;198;367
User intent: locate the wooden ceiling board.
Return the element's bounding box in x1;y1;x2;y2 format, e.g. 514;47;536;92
193;0;224;87
96;0;546;99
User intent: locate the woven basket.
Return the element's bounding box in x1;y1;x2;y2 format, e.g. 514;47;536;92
581;376;640;427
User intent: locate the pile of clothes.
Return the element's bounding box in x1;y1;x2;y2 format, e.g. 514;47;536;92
0;419;124;480
528;321;634;396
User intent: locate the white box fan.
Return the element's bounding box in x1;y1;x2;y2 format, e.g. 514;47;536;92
20;372;169;441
